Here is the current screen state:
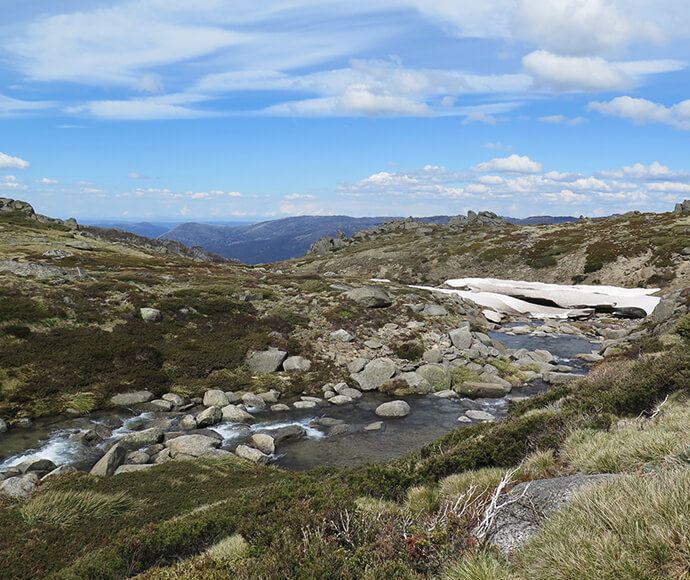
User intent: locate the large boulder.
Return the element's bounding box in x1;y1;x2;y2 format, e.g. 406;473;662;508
246;348;287;373
221;405;255;423
282;356;311;372
457;381;511;398
351;358;397;391
15;458;57;474
449;325;472;349
481;474;618;554
110;390;154;406
117;427;165;451
235;444;271;465
167;434;221;458
345;286;392;308
415;365;452;392
375;400;411;418
203;389;229;407
242;393;267;410
90;444;126;477
140;308;162;323
0;473;39;498
249;433;275;455
195;406;223;427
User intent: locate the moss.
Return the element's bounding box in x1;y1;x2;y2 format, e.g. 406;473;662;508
393;341;424;361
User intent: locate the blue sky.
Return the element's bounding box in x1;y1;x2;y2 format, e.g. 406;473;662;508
1;0;690;221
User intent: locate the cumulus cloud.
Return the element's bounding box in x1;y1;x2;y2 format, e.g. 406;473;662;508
0;152;30;170
523;51;633;92
595;161;690;181
514;0;662;56
38;177;58;184
588;96;690;129
472;154;543;174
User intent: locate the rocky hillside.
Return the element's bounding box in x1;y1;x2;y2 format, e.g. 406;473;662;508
295;205;690;292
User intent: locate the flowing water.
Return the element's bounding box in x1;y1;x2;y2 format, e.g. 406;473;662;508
0;330;599;473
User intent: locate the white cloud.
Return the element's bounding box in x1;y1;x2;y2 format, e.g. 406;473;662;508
284;193;317;199
539;115;586;125
472;154;543;174
588;96;690;129
0;152;30;170
523;51;633;92
595;162;690;181
81;187;104;194
483;142;512;150
227;191;243;197
514;0;662;56
126;172;149;179
190;192;211;199
0;94;54;117
67;98;211;120
38;177;59;184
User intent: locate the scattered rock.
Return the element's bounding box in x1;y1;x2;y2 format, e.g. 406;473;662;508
465;410;496;422
114;464;154;475
329;395;353;405
90;444;126;477
167;434;221;458
375;400;411;418
110;390;154;406
457;382;511;398
203;390;229;407
433;389;458;399
331;329;354;342
351;358;396;391
416;364;452;392
249;433;275;455
364;421;384;431
542;372;576;385
423;349;443;364
0;473;39;498
221;405;255;423
338;387;363;399
421;304;448;317
140;308;162;323
0;419;6;433
235;444;270;465
162;393;185;406
242;393;267;410
149;399;174;412
293;401;317;409
196;406;223;427
345;286;392;308
0;260;79;280
42;465;77;480
125;451;150;465
449;325;472;349
257;390;280;404
246;348;288;372
15;458;57;474
347;358;368;373
283;356;312;372
118;427;164;451
65;240;93;251
271;425;306;443
270;404;290;412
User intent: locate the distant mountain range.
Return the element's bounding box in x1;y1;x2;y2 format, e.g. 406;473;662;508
84;214;581;264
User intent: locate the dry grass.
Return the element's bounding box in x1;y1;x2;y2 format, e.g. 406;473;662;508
517;449;557;480
439;468;507;502
20;489;136;527
517;469;690;579
443;551;514;580
204;534;248;563
561;398;690;474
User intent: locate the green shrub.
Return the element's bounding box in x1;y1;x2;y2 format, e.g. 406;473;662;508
393;341;424;361
675;314;690;341
443;551;514;580
2;325;31;338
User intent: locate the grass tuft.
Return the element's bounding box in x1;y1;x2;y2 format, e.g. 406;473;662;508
20;490;136;527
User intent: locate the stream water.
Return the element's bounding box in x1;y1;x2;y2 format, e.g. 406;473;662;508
0;330;599;473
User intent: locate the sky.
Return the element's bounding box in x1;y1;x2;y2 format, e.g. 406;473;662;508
1;0;690;222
